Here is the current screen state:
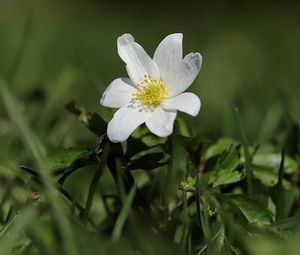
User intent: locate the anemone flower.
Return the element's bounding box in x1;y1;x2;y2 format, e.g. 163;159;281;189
100;33;202;143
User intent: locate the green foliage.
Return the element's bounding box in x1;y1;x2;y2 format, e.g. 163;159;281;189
220;194;273;224
46;147;93;173
1;94;300;255
204;137;238;161
2;75;300;254
208;145;244;187
128;147;171;171
1;2;300;255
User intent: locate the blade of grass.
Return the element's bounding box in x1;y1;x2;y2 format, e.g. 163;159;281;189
107;154;153;222
164;136;174;223
116;158;127;204
0;206;36;254
275;149;285;220
71;56;104;93
272;214;299;229
0;80;78;255
38;67;76;128
235;108;253;197
197;244;207;255
195;175;211;244
16;163;99;230
81;143;110;223
111;185;137;242
0;79;46;161
200;195;211;244
180;191;189;251
274;84;294;128
7;4;34;82
195;174;201;226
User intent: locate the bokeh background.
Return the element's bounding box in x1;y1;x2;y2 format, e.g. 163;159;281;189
1;0;300;161
1;1;300;254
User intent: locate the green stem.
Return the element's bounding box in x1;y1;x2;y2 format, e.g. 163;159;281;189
180;191;189;251
111;185;137;242
275;149;285;220
195;175;211;244
235;108;253;197
82;143;110;223
8;6;33;83
164;136;174;221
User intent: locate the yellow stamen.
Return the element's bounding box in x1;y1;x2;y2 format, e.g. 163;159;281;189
132;74;168;108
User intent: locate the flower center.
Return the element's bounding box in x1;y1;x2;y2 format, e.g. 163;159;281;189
132;74;168;108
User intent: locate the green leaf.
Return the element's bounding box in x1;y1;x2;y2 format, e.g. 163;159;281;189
272;215;299;230
253;167;292;189
207;225;227;255
131;125;149;139
248;152;298;174
0;80;79;255
128;147;170;171
111;185;137;242
141;135;167;147
230;245;242;255
175;116;191;137
209;146;244;187
211;169;244;188
0;206;37;254
46;147;93;173
221;194;273;224
204;137;238;160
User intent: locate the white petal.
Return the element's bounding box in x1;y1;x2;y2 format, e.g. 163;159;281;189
117;34;159;84
162;92;201;117
145;107;177;137
100;78;136;108
153;33;183;84
107;105;151;143
167;53;202;97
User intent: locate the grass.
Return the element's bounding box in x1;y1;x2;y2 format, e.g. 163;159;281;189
0;1;300;255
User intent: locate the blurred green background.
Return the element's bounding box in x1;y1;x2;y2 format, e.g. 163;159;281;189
1;1;300;254
1;0;300;154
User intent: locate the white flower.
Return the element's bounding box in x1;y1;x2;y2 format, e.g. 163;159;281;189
100;33;202;143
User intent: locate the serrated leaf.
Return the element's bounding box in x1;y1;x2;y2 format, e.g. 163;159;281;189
221;194;273;224
211;169;244;187
209;146;244;187
46;147;93;173
205;137;238;160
